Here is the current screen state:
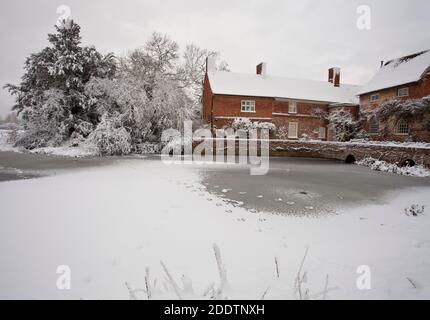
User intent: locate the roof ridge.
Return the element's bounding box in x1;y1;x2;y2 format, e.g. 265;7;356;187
385;49;430;66
210;70;362;87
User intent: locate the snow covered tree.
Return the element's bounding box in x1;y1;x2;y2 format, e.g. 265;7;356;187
117;32;180;99
177;44;229;118
4;19;116;148
85;72;193;154
90;114;132;156
328;109;367;142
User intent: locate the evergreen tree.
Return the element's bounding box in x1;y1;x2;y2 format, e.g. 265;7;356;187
4;19;116;148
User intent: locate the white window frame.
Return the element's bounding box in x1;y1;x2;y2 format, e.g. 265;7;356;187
370;94;380;102
318;127;326;139
241;100;256;113
368;117;380;134
398;87;409;97
288;122;298;139
396;119;409;135
289;100;297;114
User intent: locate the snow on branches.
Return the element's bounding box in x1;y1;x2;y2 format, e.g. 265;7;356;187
232;118;276;133
327;109;367;142
5;21;228;155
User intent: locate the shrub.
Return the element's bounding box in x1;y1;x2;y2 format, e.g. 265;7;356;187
90;115;132;156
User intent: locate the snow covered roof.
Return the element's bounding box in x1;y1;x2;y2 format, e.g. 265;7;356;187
208;71;361;105
358;50;430;95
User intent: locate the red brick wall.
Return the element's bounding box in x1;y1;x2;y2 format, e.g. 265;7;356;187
360;73;430;113
359;73;430;142
211;95;274;129
202;73;213;125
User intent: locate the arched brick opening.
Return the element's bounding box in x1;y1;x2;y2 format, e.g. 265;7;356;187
345;154;356;164
401;159;416;167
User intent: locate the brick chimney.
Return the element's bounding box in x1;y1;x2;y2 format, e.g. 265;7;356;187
257;62;267;77
328;67;341;87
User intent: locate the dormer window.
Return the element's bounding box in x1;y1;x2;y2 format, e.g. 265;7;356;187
370;94;380;102
398;87;409;97
289;101;297;114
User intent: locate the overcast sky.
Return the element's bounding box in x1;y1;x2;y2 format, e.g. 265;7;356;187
0;0;429;117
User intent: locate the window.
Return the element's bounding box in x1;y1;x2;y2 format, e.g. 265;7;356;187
398;87;409;97
370;94;380;102
368;117;380;134
396;119;409;135
288;122;298;139
241;100;256;113
289;101;297;114
318;127;326;139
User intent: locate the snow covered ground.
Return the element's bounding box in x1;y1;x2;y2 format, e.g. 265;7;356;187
0;130;97;157
357;158;430;178
0;158;429;300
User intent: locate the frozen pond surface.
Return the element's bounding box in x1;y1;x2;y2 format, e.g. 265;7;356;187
1;151;429;215
198;157;430;215
1;151;430;299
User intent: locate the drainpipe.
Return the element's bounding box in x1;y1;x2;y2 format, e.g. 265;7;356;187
211;95;215;133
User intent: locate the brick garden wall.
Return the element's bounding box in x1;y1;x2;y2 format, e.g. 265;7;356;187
192;139;430;168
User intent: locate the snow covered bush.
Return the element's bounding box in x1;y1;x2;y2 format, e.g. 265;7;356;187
356;157;430;177
404;205;425;217
14;89;70;149
90;115;132;156
232;118;276;134
134;143;160;155
328;109;367;142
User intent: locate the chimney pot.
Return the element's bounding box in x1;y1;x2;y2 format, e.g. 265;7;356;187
257;62;267;77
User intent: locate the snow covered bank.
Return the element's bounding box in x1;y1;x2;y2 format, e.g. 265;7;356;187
0;130;19;153
0;129;97;158
357;157;430;178
0;159;429;300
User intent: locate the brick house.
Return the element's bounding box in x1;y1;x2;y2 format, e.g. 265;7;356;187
358;50;430;142
202;60;360;141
